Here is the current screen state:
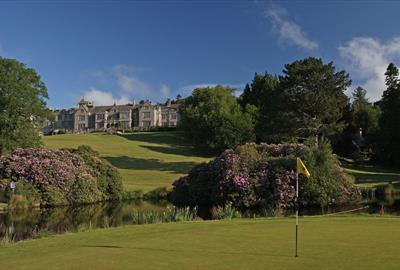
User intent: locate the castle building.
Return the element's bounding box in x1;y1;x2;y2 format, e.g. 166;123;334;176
45;99;180;134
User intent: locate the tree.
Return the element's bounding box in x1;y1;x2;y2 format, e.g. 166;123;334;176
239;73;283;142
351;87;380;141
180;86;255;153
0;57;51;154
334;87;381;158
278;57;351;143
377;63;400;166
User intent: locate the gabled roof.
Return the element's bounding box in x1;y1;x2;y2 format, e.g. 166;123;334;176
92;104;136;113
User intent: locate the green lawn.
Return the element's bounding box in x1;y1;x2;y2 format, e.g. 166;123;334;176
43;132;210;191
1;217;399;269
343;163;400;187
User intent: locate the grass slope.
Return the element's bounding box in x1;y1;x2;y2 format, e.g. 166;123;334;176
343;163;400;187
43;132;210;191
1;217;399;270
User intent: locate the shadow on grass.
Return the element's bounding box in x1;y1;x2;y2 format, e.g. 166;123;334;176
82;245;123;249
119;132;212;158
79;245;292;258
139;145;200;157
343;163;400;184
119;132;188;147
104;156;200;174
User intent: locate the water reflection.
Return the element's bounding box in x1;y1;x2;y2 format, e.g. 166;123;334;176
2;185;400;242
0;200;170;242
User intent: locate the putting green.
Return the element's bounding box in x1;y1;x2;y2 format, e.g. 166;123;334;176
1;217;399;270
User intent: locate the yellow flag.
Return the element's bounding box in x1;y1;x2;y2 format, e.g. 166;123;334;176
297;158;310;178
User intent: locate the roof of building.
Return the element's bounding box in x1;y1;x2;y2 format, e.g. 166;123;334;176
91;104;136;113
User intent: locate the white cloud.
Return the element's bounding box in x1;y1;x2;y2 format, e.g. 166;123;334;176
117;74;151;96
339;37;400;101
111;64;146;74
265;5;319;50
80;64;156;105
83;88;131;106
160;84;171;99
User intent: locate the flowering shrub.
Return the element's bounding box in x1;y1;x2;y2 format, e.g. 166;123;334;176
171;142;360;210
66;145;123;201
0;146;123;206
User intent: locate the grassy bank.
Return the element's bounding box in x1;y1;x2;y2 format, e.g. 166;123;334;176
1;217;399;269
343;163;400;187
43;132;210;191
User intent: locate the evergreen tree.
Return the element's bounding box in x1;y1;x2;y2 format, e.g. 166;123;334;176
278;57;351;143
378;63;400;166
239;73;282;142
352;86;380;138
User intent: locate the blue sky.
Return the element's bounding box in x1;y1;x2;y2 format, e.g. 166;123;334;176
1;1;400;108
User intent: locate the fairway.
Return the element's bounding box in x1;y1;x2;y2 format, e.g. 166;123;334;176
1;217;399;270
343;163;400;187
43;132;210;191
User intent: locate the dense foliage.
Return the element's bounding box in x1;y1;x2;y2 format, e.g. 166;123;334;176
171;141;360;210
0;57;52;155
0;146;123;206
376;63;400;167
240;58;351;143
179;85;256;153
334;87;381;158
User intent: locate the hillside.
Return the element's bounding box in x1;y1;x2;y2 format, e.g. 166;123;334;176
43;132;210;191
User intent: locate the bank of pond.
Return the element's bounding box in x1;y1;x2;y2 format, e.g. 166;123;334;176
1;185;400;243
1;143;400;243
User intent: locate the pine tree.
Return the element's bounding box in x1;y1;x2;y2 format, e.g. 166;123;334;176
378;63;400;166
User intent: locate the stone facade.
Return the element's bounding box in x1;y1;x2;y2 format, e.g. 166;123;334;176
45;99;180;134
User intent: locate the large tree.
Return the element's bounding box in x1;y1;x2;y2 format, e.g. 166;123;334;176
377;63;400;166
351;87;380;142
239;73;284;142
278;57;351;143
0;57;51;154
334;86;380;157
180;86;255;153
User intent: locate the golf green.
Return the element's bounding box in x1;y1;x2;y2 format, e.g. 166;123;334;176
1;217;399;270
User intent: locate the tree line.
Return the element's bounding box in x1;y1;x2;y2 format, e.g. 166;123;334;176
1;56;399;167
179;57;400;168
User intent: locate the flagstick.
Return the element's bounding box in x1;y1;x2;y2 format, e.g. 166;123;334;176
295;172;299;258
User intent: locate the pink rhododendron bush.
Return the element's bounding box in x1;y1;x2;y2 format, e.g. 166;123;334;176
171;140;361;210
0;146;123;206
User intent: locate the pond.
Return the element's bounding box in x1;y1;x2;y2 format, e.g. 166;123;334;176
1;185;400;243
0;200;172;242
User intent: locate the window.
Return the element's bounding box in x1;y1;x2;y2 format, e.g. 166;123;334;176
162;113;167;120
120;121;130;129
144;106;149;110
78;115;85;121
143;112;150;118
142;121;151;127
120;113;129;119
79;123;86;129
97;114;104;120
171;113;177;120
